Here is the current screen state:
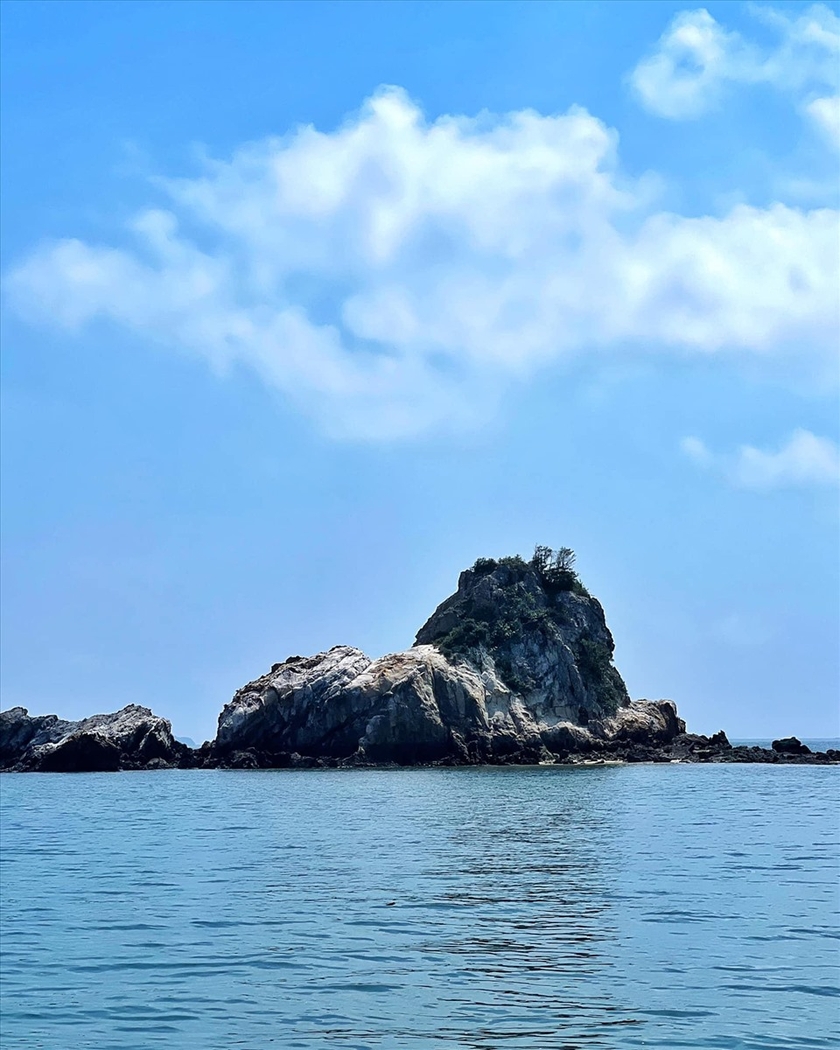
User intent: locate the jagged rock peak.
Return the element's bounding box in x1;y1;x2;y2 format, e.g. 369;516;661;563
414;550;630;724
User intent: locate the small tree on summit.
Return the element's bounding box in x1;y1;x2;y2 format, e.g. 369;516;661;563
531;545;580;593
552;547;576;573
532;545;553;574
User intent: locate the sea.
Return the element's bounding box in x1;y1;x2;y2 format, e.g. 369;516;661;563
1;759;838;1050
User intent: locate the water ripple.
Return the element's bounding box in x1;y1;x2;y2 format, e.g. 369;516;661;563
1;764;838;1049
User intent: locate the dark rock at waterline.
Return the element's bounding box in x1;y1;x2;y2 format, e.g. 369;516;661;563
0;705;192;773
35;732;122;773
771;736;811;755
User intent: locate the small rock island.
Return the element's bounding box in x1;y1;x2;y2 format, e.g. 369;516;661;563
2;549;837;771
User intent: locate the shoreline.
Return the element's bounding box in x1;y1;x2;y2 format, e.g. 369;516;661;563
3;744;838;773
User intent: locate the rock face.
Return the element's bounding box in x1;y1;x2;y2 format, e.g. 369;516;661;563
0;705;191;772
210;556;686;767
772;736;811;755
414;558;630;723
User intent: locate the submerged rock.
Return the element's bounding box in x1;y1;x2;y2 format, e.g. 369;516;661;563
0;705;191;773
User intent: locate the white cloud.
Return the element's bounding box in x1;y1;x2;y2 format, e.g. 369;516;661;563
732;428;840;489
6;87;840;438
631;4;840;120
806;95;840;147
680;435;712;465
682;429;840;489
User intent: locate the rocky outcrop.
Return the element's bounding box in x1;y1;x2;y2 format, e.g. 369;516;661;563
212;647;686;767
414;557;629;722
3;552;837;771
0;709;75;765
209;556;687;767
0;705;192;772
207;553;837;768
772;736;811;755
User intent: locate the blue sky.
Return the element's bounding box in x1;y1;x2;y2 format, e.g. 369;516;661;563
2;0;838;743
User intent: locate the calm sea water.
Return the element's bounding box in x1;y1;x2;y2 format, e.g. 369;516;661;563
1;765;838;1050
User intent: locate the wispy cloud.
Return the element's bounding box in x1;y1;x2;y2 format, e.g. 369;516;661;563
805;94;840;148
630;4;840;121
5;85;839;439
681;429;840;489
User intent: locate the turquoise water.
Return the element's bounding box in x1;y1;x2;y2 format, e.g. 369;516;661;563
1;765;838;1049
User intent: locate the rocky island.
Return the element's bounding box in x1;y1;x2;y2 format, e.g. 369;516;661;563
2;549;837;771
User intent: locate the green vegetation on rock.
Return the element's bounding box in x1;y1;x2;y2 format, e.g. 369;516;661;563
573;637;626;716
428;546;622;713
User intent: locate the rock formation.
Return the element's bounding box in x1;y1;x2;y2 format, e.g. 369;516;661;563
414;555;630;723
0;705;192;772
208;555;688;767
2;551;837;770
206;554;836;767
771;736;811;755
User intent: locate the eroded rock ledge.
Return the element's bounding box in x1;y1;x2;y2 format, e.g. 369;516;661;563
2;552;837;771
